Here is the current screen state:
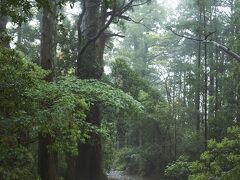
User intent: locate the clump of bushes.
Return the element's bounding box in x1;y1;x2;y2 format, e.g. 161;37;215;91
113;144;169;176
165;126;240;180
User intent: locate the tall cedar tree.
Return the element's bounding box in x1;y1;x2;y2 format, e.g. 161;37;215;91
38;0;58;179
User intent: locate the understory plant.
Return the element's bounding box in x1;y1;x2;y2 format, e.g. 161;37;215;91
165;126;240;180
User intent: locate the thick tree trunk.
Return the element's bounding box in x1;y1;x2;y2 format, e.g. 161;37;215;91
74;0;106;179
40;0;56;81
38;0;58;179
75;105;104;180
76;0;103;79
38;135;58;180
66;155;76;180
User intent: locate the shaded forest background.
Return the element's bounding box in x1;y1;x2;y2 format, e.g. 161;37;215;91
0;0;240;179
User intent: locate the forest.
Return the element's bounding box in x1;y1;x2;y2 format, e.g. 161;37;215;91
0;0;240;179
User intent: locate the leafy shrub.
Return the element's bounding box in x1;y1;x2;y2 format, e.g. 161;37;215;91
165;126;240;180
165;155;191;180
0;48;47;179
113;144;169;176
113;147;141;172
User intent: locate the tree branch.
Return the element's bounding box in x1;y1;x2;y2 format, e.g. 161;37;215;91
168;27;240;61
104;32;125;38
78;1;117;56
106;0;147;17
78;0;150;56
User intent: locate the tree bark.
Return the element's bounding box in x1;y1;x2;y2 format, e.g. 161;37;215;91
74;0;106;179
0;16;7;30
76;0;103;79
0;15;9;48
75;105;104;180
195;5;202;137
38;0;58;179
40;0;56;82
203;1;208;150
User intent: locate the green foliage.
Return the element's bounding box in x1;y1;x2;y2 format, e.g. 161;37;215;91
0;49;84;178
137;144;168;175
56;13;78;76
165;126;240;179
0;48;47;179
108;58;172;177
0;0;73;24
113;147;141;172
114;144;169;176
0;144;34;180
0;47;143;179
0;30;12;48
26;82;89;155
0;0;32;24
2;0;240;179
165;155;190;179
0;48;89;157
101;121;117;172
113;0;166;78
111;58;164;102
13;18;42;62
0;48;46;108
57;76;143;112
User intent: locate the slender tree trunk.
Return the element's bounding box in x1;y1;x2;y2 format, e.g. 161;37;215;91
168;128;172;160
38;0;58;179
16;9;23;48
213;0;221;127
138;128;143;147
0;16;7;30
173;73;177;160
195;6;202;137
17;25;22;47
203;2;208;149
183;72;186;106
214;53;219;118
0;15;9;48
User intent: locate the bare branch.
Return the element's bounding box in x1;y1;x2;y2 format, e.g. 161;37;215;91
128;17;158;33
78;1;117;56
212;41;240;61
167;27;203;41
129;1;150;8
106;0;148;17
78;0;150;56
104;32;125;38
168;27;240;61
118;15;158;33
